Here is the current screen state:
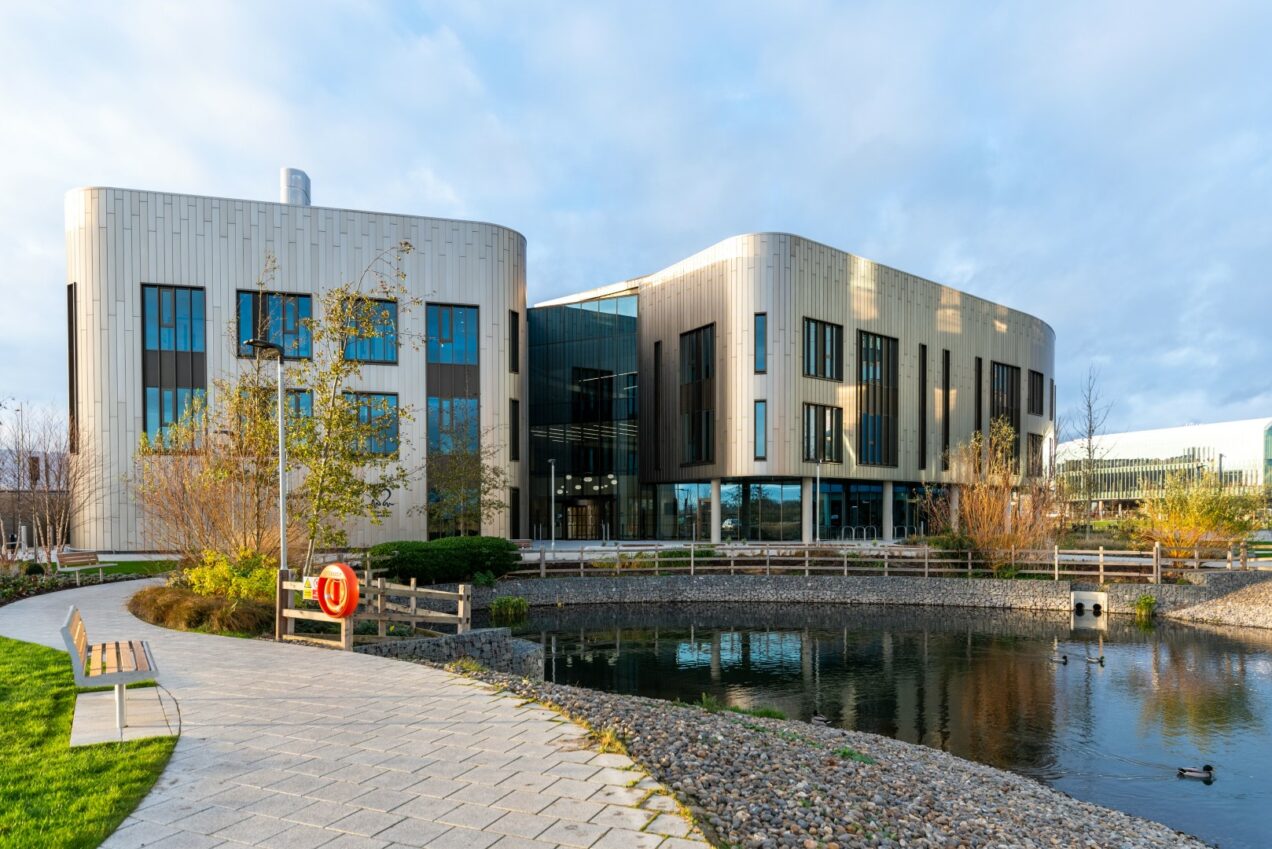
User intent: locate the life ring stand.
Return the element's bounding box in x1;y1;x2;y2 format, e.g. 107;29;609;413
316;562;359;619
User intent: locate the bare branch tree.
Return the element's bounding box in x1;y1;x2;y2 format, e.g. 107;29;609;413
1064;365;1113;540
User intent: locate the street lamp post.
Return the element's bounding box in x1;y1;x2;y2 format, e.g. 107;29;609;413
548;459;556;552
247;338;287;640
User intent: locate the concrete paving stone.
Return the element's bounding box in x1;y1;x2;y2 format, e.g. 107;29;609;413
537;798;607;824
486;838;558;849
490;790;556;814
645;813;692;837
405;775;467;798
390;794;460;822
274;773;336;797
486;811;556;840
181;806;248;835
589;829;665;849
588;804;653;832
133;796;213;825
348;786;416;813
496;772;556;793
214;813;293;843
423;828;500;849
541;778;599;801
242;791;316;819
375;754;435;774
445;782;512;807
544;762;600;782
307;780;375;804
423;760;479;779
586;755;634;770
536;818;609;848
256;822;343;849
438;802;507;830
146;831;228;849
333;763;389;784
327;808;405;837
657;838;711;849
370;816;451;847
99;819;180;849
633;777;661;791
547;749;596;765
285;801;363;828
589;768;639;787
319;835;392;849
459;765;516;786
640;794;680;813
587;786;646;807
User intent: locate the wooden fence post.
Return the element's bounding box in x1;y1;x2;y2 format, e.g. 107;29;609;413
539;549;546;578
275;568;287;641
690;545;696;576
1153;542;1161;585
1053;546;1059;581
967;550;972;577
1098;546;1105;585
1227;545;1233;570
377;577;387;638
923;545;929;579
1193;547;1200;570
457;584;471;634
842;549;848;576
409;577;418;632
883;548;889;578
765;548;771;575
340;615;353;651
804;546;810;577
1241;542;1248;570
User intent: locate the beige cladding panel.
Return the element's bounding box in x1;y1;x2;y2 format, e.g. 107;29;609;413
638;233;1055;484
67;187;527;552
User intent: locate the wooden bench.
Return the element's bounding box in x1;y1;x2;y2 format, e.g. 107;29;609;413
512;539;533;550
56;551;104;585
60;605;157;729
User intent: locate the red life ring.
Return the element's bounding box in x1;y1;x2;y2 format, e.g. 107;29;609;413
316;562;359;619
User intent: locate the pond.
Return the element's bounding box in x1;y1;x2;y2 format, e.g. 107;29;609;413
505;604;1272;849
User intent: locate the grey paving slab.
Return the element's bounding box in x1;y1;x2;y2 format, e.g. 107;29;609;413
0;581;703;849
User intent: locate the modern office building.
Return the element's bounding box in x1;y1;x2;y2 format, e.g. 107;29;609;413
530;233;1057;543
66;170;527;552
1057;417;1272;513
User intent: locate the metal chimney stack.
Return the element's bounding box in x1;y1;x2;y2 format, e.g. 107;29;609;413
280;168;311;206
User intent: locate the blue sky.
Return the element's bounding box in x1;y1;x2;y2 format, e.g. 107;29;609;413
1;1;1269;433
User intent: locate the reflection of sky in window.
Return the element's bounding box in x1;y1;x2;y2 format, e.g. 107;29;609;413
674;632;742;668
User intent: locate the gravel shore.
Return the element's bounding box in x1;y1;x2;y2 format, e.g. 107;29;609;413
465;671;1210;849
1166;577;1272;630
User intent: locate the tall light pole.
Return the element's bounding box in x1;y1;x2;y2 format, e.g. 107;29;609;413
247;338;286;640
548;458;556;551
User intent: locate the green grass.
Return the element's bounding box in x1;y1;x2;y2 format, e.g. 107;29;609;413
0;636;175;849
95;560;177;577
833;746;877;764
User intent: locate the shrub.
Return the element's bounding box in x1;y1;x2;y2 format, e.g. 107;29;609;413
370;536;519;585
184;550;276;602
490;595;529;624
128;585;273;636
23;562;45;577
472;570;498;588
1135;594;1157;623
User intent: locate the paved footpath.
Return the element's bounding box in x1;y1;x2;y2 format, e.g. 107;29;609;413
0;581;708;849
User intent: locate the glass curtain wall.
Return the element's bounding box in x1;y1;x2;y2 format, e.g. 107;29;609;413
718;481;802;542
529;294;640;540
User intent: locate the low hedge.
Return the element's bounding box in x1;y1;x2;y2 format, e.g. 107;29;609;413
127;585;273;637
369;536;520;585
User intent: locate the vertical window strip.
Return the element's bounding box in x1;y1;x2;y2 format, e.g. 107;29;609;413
941;349;951;470
754;400;767;460
754;313;767;373
918;345;927;469
509;310;520;373
857;330;898;466
509;398;520;461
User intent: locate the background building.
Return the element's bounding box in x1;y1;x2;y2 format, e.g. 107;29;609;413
530;233;1056;543
1057;417;1272;514
66;170;527;552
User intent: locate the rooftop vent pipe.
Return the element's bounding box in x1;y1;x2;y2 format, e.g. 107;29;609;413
280;168;311;206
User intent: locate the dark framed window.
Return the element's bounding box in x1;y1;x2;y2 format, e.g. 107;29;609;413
653;341;663;470
991;361;1022;461
237;291;311;359
347;392;399;455
287;389;313;418
509;398;520;461
803;318;843;380
754;400;767;460
857;330;898;466
428;396;479;454
679;324;715;465
918;345;927;469
426;304;479;365
803;403;843;463
941;349;951;470
975;356;984;435
343;299;398;363
509;310;520;373
1028;370;1044;416
510;487;521;538
754;313;767;373
1027;433;1044;477
1049;379;1056;423
142;284;207;443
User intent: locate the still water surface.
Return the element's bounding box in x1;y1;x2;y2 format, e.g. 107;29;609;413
505;604;1272;849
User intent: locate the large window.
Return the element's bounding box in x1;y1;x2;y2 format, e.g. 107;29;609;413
653;340;663;470
803;318;843;380
427;304;479;365
509;310;520;373
1027;433;1044;477
803;403;843;463
509;398;520;462
754;313;767;373
754;400;767;460
857;330;898;466
287;389;313;418
679;324;715;465
428;396;479;454
918;345;928;469
1028;370;1044;416
975;356;984;435
991;361;1022;461
343;299;398;363
143;284;207;442
348;392;399;455
237;291;311;358
941;349;951;471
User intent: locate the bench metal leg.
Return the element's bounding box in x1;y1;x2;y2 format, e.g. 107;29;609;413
115;683;126;730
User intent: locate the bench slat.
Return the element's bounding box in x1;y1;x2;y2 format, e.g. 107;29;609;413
102;643;119;674
131;641;151;674
58;553;100;566
118;642;136;673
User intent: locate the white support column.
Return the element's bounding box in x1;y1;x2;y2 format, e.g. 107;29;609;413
709;478;722;545
801;477;813;544
882;481;895;542
115;683;127;729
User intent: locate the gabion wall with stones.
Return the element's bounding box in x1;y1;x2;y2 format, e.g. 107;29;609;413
355;627;543;679
462;574;1270;616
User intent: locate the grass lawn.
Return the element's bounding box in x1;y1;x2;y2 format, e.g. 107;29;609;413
96;560;177;577
0;636;175;849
